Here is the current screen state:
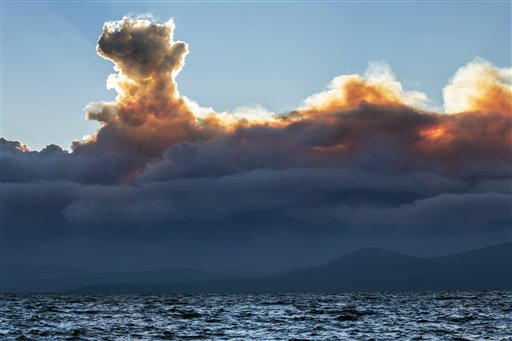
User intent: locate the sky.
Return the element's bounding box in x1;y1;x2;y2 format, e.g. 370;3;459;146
2;1;511;150
1;1;511;272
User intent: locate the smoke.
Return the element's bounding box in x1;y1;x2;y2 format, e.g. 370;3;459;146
79;17;198;157
68;17;511;178
3;16;510;181
444;58;512;115
1;16;511;269
298;62;429;116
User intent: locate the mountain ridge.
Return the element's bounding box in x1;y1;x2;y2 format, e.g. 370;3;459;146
2;242;510;293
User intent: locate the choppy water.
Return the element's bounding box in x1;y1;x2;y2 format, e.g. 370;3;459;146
1;291;511;340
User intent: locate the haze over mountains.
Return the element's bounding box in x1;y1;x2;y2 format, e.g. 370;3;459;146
2;243;510;293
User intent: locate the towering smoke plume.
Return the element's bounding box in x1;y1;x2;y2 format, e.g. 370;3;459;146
81;18;198;156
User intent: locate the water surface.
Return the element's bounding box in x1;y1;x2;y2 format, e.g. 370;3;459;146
1;291;511;340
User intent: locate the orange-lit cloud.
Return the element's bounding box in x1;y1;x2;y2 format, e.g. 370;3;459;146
420;127;447;141
414;60;511;163
296;62;429;117
79;17;286;160
69;17;511;178
80;17;206;158
444;58;511;116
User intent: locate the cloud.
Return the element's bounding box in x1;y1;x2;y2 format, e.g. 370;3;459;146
300;62;430;115
296;192;511;233
79;18;198;157
1;17;511;269
444;58;512;115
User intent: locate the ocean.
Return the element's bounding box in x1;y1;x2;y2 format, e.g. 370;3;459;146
1;291;511;340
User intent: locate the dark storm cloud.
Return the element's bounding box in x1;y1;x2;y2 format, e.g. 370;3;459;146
1;17;510;269
295;192;511;232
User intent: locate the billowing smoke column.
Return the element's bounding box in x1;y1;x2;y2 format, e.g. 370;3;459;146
1;16;511;269
81;18;204;157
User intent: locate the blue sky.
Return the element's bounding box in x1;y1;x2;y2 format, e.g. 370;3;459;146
2;1;511;150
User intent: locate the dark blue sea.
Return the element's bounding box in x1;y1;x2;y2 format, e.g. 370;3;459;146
1;291;511;340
